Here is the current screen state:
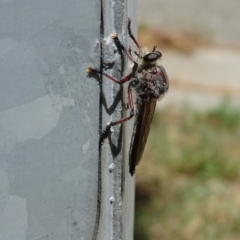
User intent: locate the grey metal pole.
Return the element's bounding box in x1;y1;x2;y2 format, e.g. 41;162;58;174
0;0;137;239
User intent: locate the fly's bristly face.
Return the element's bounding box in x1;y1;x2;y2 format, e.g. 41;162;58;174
141;50;162;68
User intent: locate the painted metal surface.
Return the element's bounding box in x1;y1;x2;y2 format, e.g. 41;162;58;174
0;0;137;239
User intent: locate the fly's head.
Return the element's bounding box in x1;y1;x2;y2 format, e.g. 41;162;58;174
137;46;162;70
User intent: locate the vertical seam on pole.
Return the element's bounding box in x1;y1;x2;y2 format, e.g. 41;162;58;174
92;0;104;239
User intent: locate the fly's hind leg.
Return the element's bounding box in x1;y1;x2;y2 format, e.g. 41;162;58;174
100;81;136;142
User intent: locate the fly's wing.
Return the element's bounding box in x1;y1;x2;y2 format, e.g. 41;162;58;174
129;97;157;175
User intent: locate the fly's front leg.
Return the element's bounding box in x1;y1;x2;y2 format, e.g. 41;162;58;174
127;46;132;57
127;17;141;49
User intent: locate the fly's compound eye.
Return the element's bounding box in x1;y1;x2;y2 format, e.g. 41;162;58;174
143;51;162;62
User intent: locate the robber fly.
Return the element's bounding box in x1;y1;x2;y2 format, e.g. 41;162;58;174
86;17;169;176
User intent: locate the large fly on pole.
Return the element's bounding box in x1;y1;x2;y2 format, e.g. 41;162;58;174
87;17;169;176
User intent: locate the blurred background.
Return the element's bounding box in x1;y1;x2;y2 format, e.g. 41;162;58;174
135;0;240;239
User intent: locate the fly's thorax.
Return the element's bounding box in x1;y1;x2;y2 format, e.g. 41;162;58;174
135;64;169;99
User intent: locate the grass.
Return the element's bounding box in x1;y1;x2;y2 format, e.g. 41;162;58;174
134;100;240;240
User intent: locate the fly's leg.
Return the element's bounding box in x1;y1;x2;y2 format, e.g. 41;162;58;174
100;82;135;142
127;17;141;49
86;63;137;84
127;17;143;58
110;33;136;65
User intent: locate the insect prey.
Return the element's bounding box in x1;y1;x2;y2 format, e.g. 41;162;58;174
86;17;169;176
